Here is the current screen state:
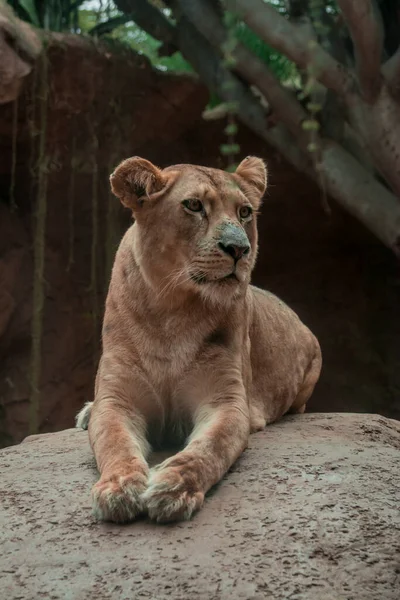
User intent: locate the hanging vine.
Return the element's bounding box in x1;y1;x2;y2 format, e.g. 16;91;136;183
105;89;124;290
29;46;49;435
105;158;120;289
28;64;39;211
67;122;77;272
105;150;120;288
9;96;19;212
220;11;241;171
87;116;100;363
300;0;331;214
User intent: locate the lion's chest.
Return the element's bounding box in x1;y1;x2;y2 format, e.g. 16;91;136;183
137;324;204;395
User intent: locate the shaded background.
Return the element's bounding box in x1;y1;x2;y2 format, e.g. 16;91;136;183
1;1;399;447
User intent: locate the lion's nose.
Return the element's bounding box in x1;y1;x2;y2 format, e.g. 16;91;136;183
218;242;250;262
218;222;251;262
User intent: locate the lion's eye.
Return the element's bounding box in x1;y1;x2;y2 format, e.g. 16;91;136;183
239;205;253;220
183;198;203;213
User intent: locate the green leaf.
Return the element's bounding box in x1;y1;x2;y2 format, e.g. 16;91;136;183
233;22;297;81
224;123;238;136
302;119;320;131
306;102;322;113
224;101;239;113
220;143;241;156
18;0;40;26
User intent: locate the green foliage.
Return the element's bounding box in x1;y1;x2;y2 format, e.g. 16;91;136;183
7;0;85;31
224;123;238;136
7;0;192;72
7;0;295;78
109;22;193;72
77;8;98;33
77;6;192;72
234;21;297;82
16;0;40;26
206;93;223;109
220;143;240;156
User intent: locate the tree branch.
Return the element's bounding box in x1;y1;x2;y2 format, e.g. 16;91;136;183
224;0;353;98
178;0;307;136
89;15;132;37
262;124;400;254
175;16;269;134
336;0;384;102
70;0;86;11
116;0;400;254
318;140;400;255
174;14;313;174
169;11;400;254
118;0;271;137
114;0;178;53
260;119;400;254
382;45;400;97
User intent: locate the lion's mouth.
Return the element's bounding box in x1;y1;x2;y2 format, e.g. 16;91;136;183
190;272;208;285
224;272;238;281
190;271;238;285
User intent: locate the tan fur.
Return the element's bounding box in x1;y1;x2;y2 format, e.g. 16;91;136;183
77;156;322;523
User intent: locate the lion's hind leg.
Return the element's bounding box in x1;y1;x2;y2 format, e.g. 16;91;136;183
288;403;306;415
289;337;322;415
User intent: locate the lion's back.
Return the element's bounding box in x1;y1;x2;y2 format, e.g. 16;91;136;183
248;285;319;423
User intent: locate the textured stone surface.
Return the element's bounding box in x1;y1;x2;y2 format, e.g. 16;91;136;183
1;413;400;599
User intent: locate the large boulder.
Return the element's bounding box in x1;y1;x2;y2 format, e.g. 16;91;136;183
1;413;399;599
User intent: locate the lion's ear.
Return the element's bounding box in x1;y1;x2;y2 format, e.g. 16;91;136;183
110;157;166;210
235;156;267;201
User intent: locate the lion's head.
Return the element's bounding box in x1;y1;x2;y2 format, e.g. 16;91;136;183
110;156;267;305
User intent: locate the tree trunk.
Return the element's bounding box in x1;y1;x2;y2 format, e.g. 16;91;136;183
347;86;400;199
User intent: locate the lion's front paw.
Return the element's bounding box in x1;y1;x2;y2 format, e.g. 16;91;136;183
92;472;148;523
142;463;204;523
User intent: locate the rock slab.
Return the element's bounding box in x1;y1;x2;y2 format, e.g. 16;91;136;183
1;413;400;599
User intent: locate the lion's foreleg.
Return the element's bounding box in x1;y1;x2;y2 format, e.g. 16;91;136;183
88;364;152;523
143;396;250;523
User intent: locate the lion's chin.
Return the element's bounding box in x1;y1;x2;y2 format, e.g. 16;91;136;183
191;272;246;307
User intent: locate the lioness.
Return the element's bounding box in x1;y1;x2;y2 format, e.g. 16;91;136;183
76;156;322;524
